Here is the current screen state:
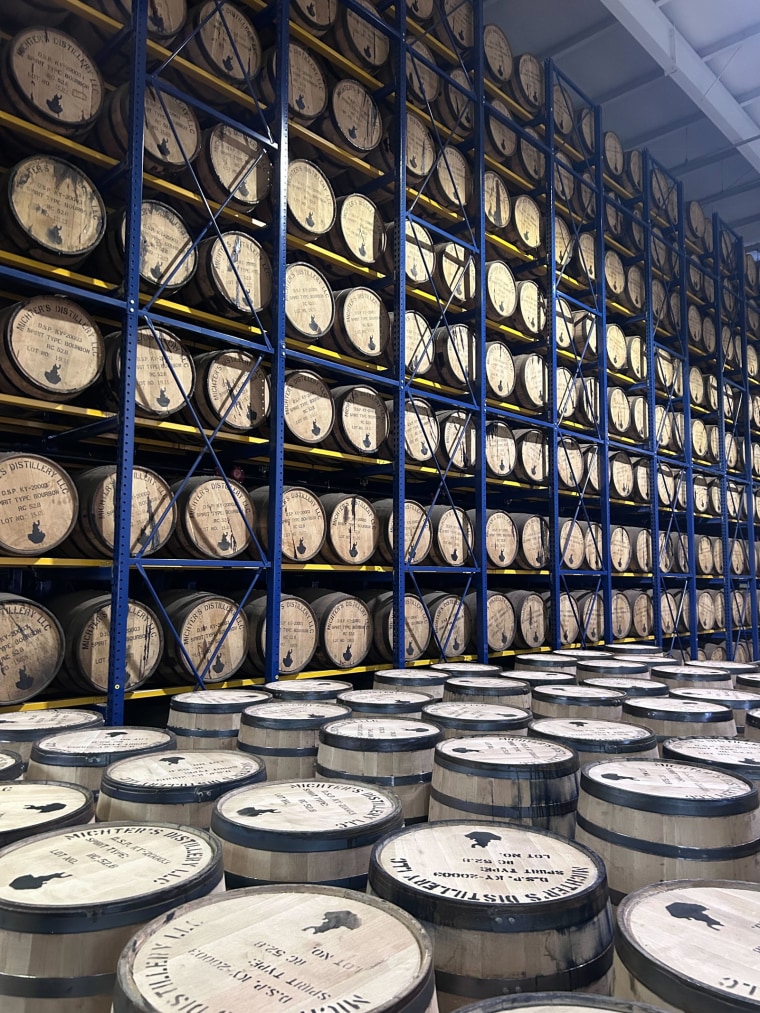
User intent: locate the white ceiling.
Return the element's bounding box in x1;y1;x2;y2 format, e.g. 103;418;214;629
487;0;760;250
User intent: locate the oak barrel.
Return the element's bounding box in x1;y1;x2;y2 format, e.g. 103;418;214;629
0;822;223;1012
0;593;65;705
236;700;350;780
575;759;760;904
101;326;195;419
283;369;335;443
369;820;614;1011
529;717;659;766
319;492;379;565
284;263;335;341
362;590;432;663
167;688;270;749
0;453;77;556
509;589;547;647
97;749;265;828
112;884;436;1013
157;591;248;684
243;594;319;676
0;780;94;847
296;590;373;669
426;505;473;566
531;685;625;722
328;291;391;363
0;749;22;782
373;668;449;699
286;159;336;239
422;701;535;740
316;716;441;823
265;678;353;702
662;736;760;784
184;232;273;319
338;688;430;718
670;687;760;732
622;696;737;747
103;201;196;291
0;708;103;765
423;591;473;659
442;675;530;711
170;476;254;559
249;484;326;562
192;122;272;212
211;779;403;889
464;590;516;653
372;498;432;565
190;349;270;432
428;736;578;835
178;0;261;90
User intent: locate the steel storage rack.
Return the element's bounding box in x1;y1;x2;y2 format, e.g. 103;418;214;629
0;0;758;726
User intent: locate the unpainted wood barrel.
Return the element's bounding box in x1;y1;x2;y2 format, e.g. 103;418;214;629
103;201;196;292
49;592;162;695
283;369;335;444
0;821;223;1012
531;685;625;722
0;749;22;782
575;759;760;905
249;484;326;563
112;883;436;1013
102;326;195;419
237;700;349;780
0;453;77;557
513;652;576;672
582;676;668;698
97;750;266;828
317;492;379;565
211;779;403;889
0;593;65;705
190;349;270;434
185;231;272;319
372;498;432;566
670;687;760;732
385;396;440;463
508;589;547;647
430;662;506;678
443;675;531;711
158;591;248;684
27;726;176;792
425;505;473;566
663;736;760;784
651;663;732;691
369;821;613;1010
0;780;94;847
529;717;659;766
428;149;474;212
167;688;270;750
320;77;384;163
296;590;373;669
243;594;319;676
575;657;649;680
0;296;104;402
464;590;517;653
428;735;579;836
372;668;449;699
337;688;429;719
170;477;253;559
178;0;262;90
614;879;760;1012
0;708;103;765
266;678;352;702
361;591;431;663
316;716;441;823
192;122;272;213
328;291;391;365
483;22;514;84
423;591;473;659
421;701;532;740
622;696;737;749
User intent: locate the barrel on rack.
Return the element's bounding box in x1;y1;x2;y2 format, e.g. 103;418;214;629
508;589;547;647
511;512;549;570
316;716;441;823
436;410;477;472
192;122;272;213
249;484;326;563
422;591;473;659
0;296;105;402
318;492;379;565
575;759;760;904
103;200;196;292
428;736;579;836
425;505;473;566
170;477;254;559
326;290;391;364
237;700;350;780
361;591;431;663
0;821;223;1011
243;594;319;676
368;821;613;1009
464;590;517;653
167;688;271;750
97;750;266;828
157;590;248;685
185;231;273;319
283;369;336;444
49;592;162;695
296;589;373;670
0;453;78;557
190;349;270;434
0;593;65;706
101;326;195;418
512;428;550;484
372;498;432;565
177;0;262;91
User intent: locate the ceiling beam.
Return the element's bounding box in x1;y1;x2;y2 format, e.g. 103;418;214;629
696;177;760;206
669;145;745;178
739;83;760;107
626;111;705;149
536;15;617;61
725;212;760;229
596;0;760;182
698;22;760;62
596;68;663;106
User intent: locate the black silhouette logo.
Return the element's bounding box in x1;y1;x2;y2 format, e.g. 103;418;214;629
348;125;357;140
304;910;361;934
150;261;164;281
452;636;461;651
306;1;316;14
363;433;371;448
666;902;723;931
343;644;352;663
148;0;164;30
156;387;171;408
44;363;61;385
222;54;234;73
157;137;171;158
24;802;66;814
296;94;306;111
311;419;321;436
406;640;414;657
237;806;280;817
218;531;232;552
465;830;501;849
349;542;358;559
47;224;63;246
158;756;184;766
367;333;375;350
46;94;63;116
239;180;250;198
10;872;71;890
305;210;315;229
212;656;225;674
364;44;372;59
498;548;505;563
105;731;129;738
282;648;294;668
309;315;320;333
569;721;588;727
601;771;636;782
15;666;33;691
296;537;306;555
451;747;479;754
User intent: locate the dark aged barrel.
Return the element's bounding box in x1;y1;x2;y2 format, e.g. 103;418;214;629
318;492;379;565
0;822;223;1012
428;736;578;836
193;123;272;212
372;498;432;565
27;727;177;792
615;879;760;1012
0;453;77;556
575;759;760;904
0;708;103;765
158;591;248;684
0;781;93;847
283;369;335;444
112;885;436;1013
316;716;441;824
211;779;403;889
243;594;319;676
237;700;350;780
191;350;269;433
48;592;162;694
97;750;266;828
96;83;201;176
185;232;273;319
284;264;335;342
1;156;105;267
171;477;254;559
0;28;103;136
0;296;104;402
179;0;262;88
328;290;391;364
167;689;270;750
249;484;326;563
0;594;64;705
338;688;429;718
529;717;659;766
369;821;613;1008
103;201;196;291
69;465;176;557
296;590;373;669
361;590;431;663
101;327;195;418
